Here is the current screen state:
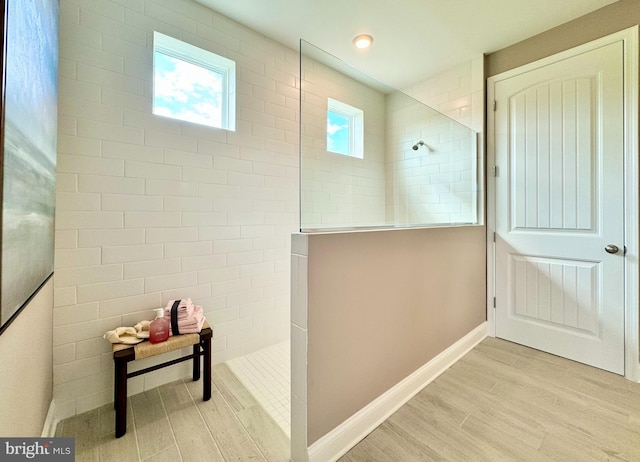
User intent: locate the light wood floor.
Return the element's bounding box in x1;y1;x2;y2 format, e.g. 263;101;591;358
56;363;290;462
340;337;640;462
58;337;640;461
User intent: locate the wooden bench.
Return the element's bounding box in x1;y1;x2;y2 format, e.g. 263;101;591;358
111;322;212;437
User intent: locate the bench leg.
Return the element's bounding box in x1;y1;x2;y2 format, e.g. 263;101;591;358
113;367;118;410
192;344;201;382
203;336;211;401
114;357;128;438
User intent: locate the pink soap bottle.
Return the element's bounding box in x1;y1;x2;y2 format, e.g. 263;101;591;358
149;308;169;344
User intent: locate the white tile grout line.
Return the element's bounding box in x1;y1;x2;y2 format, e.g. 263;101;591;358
227;340;291;437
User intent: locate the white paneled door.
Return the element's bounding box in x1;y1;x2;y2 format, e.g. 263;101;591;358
493;41;625;374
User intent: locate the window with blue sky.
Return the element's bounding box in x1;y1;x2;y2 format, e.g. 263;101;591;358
327;98;364;158
153;32;236;131
327;110;350;155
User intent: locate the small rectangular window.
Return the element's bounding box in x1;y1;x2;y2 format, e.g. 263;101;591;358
153;32;236;131
327;98;363;158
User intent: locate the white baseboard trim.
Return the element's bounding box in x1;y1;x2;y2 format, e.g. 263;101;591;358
41;399;57;437
307;322;487;462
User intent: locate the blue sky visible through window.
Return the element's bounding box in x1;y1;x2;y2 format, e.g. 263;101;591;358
153;52;223;128
327;110;350;155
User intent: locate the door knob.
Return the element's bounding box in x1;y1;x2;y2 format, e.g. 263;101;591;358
605;244;619;254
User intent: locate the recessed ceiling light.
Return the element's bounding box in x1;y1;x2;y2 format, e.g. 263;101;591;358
353;34;373;49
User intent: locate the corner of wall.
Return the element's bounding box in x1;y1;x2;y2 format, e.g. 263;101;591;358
291;232;308;462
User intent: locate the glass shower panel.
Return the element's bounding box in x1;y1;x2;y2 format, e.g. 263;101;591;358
385;90;478;226
300;40;479;231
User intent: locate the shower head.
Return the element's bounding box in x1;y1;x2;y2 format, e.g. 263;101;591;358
412;140;428;151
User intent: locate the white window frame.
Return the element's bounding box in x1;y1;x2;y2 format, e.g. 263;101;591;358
327;98;364;159
153;31;236;131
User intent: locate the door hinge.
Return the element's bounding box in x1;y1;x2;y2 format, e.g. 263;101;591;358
493;232;496;242
493;297;496;308
493;166;499;177
493;100;497;111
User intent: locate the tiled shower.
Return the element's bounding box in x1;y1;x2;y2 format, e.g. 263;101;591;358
53;0;482;441
227;340;291;435
227;41;483;442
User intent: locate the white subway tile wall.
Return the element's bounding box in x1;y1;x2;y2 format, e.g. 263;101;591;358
54;0;299;419
386;57;484;225
301;51;483;229
385;94;478;225
300;58;387;228
403;57;484;152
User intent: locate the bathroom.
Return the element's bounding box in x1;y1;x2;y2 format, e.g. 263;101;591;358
0;0;634;461
5;0;483;454
48;0;483;438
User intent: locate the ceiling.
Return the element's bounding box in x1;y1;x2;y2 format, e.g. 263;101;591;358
194;0;617;89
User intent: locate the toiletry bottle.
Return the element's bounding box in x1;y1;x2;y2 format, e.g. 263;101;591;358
149;308;170;344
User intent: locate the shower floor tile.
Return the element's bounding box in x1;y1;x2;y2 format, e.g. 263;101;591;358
226;340;291;436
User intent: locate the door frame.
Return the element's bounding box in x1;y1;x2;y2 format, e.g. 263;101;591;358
486;26;639;380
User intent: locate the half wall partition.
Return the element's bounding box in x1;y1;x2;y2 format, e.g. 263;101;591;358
300;40;481;231
293;41;487;462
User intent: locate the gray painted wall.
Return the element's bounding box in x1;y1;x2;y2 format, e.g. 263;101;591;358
306;226;486;443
